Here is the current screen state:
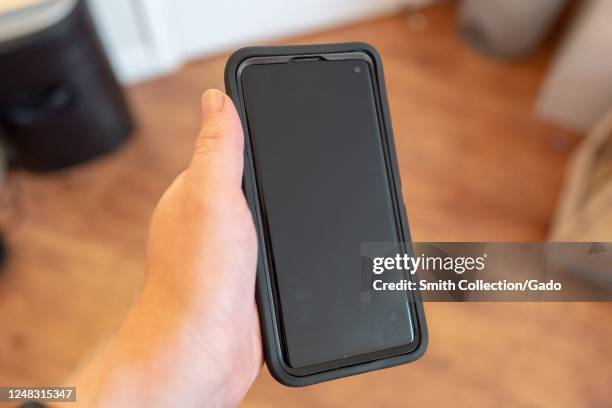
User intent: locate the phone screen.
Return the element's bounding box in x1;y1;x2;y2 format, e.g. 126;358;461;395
240;56;416;371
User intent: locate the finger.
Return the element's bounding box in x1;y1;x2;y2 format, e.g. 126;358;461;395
187;89;245;195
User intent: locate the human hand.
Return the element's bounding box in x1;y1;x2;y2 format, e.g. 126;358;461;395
72;89;261;407
146;88;262;404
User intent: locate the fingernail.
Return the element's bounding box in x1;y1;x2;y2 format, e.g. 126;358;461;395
202;89;225;114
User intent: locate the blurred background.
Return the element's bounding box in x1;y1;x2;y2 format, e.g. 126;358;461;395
0;0;611;406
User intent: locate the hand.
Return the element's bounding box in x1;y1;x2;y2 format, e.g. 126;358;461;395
71;89;262;407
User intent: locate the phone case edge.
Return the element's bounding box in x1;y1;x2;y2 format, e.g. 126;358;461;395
224;42;428;387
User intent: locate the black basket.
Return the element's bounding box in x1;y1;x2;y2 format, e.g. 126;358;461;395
0;0;133;171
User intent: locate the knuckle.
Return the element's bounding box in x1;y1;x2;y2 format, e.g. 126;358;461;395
199;125;223;140
194;131;224;155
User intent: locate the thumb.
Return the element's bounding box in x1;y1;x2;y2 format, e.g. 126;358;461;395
187;89;245;195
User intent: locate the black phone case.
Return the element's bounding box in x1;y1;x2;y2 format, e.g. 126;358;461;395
224;42;427;387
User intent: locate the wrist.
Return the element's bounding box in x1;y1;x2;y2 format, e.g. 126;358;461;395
73;281;228;407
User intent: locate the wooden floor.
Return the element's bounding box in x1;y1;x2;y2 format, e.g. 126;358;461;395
1;4;611;407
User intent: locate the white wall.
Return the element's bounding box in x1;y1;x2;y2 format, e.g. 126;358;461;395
88;0;433;84
174;0;399;58
88;0;181;83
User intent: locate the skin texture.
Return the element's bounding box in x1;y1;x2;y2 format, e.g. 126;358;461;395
67;89;262;407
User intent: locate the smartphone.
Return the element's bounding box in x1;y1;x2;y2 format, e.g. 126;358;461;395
225;43;427;386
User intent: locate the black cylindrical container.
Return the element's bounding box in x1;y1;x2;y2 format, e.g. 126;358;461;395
0;0;133;171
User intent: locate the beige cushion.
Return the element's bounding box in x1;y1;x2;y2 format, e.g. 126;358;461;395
550;109;612;241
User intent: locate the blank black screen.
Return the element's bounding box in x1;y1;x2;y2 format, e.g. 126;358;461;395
241;57;415;369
